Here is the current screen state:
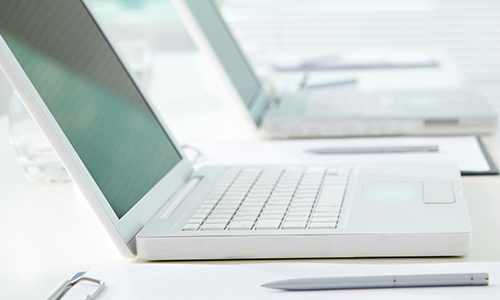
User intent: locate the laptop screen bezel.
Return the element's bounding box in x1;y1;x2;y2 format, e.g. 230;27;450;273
173;0;272;126
0;0;194;257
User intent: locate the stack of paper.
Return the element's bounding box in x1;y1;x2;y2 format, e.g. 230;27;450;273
188;136;496;175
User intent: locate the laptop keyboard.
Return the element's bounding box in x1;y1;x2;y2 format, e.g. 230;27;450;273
182;166;350;231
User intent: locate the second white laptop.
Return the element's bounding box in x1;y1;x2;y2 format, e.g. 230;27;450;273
173;0;497;138
0;0;472;260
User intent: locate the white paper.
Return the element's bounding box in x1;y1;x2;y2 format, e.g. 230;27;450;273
188;136;491;173
64;262;497;299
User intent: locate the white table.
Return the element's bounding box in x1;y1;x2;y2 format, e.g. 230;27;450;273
2;51;500;299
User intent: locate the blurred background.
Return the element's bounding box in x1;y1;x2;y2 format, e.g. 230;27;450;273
1;0;499;132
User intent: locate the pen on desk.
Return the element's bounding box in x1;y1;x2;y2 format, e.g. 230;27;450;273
273;56;439;71
262;273;489;291
297;73;357;90
305;78;357;89
305;145;439;155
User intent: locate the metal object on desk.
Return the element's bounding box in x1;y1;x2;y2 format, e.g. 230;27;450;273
47;273;105;300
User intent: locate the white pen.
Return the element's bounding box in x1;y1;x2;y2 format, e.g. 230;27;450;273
306;78;358;89
262;273;489;291
305;145;439;155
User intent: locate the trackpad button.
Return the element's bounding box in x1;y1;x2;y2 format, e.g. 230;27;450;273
361;182;423;203
424;182;455;204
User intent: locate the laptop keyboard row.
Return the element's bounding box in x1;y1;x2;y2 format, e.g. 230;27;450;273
182;166;350;231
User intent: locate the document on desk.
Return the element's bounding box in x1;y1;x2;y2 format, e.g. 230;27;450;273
189;136;497;175
59;262;497;299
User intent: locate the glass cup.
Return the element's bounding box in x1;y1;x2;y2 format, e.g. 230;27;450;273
8;91;71;183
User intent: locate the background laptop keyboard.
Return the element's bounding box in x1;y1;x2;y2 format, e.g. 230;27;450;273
183;166;350;231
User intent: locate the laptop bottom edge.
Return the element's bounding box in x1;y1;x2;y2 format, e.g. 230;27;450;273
136;231;471;261
260;118;497;138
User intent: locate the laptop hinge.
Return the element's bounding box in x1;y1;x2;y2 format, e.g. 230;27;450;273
151;176;202;221
265;83;281;105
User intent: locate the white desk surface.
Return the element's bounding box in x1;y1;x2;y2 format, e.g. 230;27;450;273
1;51;500;299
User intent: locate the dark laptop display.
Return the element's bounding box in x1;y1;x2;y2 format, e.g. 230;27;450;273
0;0;182;218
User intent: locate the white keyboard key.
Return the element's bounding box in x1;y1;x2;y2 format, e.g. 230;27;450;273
268;196;292;202
259;213;284;219
322;180;348;186
282;221;307;230
255;220;282;230
215;204;239;210
316;185;346;207
281;173;304;179
264;203;288;209
239;201;265;207
275;181;300;187
303;175;324;180
311;216;338;223
312;211;339;218
223;192;247;198
261;208;287;215
272;191;295;197
204;218;229;224
232;181;255;187
232;215;259;222
290;202;314;208
309;223;336;229
187;218;204;224
200;223;226;231
284;216;309;222
234;211;260;217
291;197;316;203
297;185;320;191
211;209;235;215
182;224;200;231
247;191;272;197
314;206;340;213
207;213;233;219
286;211;311;217
217;199;241;205
294;191;318;197
326;168;340;175
228;221;255;230
259;211;286;219
237;207;262;213
221;196;244;202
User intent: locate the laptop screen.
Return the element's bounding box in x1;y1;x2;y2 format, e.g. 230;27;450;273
0;0;182;219
186;0;262;108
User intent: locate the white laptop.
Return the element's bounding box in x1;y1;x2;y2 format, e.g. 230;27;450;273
173;0;497;138
0;0;472;260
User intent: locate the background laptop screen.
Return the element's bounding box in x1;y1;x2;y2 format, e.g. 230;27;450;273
187;0;262;107
0;0;182;219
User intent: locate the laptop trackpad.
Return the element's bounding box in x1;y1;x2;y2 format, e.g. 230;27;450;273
361;182;423;203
